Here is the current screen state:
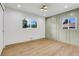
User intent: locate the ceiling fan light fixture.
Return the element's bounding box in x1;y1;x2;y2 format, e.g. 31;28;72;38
43;5;47;9
40;5;48;12
44;9;47;11
40;8;44;11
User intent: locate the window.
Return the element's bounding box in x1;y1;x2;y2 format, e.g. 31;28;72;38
62;17;77;30
22;18;37;28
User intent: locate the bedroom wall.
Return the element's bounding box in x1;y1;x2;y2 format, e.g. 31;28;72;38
46;8;79;46
4;7;45;45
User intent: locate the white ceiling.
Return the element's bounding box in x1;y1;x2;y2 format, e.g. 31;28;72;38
3;3;79;17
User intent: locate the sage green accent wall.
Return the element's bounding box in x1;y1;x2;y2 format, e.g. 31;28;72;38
45;8;79;46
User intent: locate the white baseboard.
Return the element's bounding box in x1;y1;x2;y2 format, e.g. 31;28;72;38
0;47;3;55
5;37;45;46
0;46;5;55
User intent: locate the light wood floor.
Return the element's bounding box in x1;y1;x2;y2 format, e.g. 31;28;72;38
1;39;79;56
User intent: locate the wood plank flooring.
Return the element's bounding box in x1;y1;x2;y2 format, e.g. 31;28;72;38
1;39;79;56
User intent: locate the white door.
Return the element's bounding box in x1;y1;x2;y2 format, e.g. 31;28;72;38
45;18;57;40
50;18;57;40
0;4;3;54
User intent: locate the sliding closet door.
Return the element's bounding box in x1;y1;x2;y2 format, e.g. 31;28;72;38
57;16;67;43
50;18;57;40
0;4;4;54
45;17;57;40
69;14;79;46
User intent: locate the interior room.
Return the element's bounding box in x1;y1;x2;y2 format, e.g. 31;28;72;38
0;3;79;56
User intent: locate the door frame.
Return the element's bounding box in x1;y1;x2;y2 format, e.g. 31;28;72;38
0;3;5;55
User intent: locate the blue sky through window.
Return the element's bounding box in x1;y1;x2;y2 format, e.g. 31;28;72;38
31;19;36;25
69;17;76;23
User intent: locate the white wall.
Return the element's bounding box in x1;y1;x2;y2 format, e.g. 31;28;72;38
46;8;79;46
4;7;45;45
0;4;3;54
